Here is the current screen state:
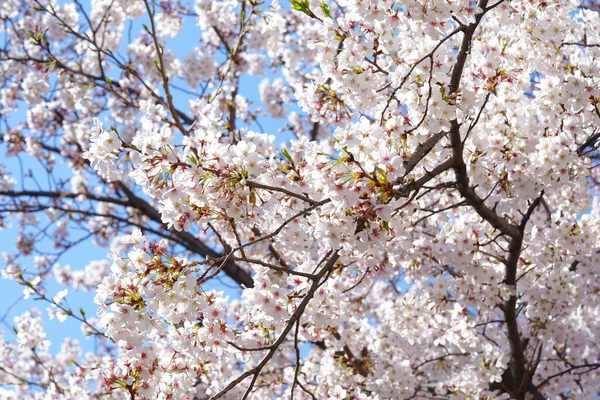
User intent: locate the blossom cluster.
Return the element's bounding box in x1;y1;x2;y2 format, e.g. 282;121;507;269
1;0;600;399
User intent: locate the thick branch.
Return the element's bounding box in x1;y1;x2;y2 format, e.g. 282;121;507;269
446;0;520;238
117;184;254;288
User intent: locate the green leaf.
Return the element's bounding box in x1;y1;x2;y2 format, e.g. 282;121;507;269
280;148;293;164
382;220;390;231
320;2;331;17
289;0;311;16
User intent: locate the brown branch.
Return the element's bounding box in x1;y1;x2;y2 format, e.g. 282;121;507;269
498;192;544;397
117;184;255;288
0;190;129;207
576;130;600;156
393;158;455;200
209;251;340;399
430;0;548;397
380;26;465;122
328;328;370;377
401;130;449;178
229;256;315;278
309;121;320;141
143;0;189;135
246;181;321;206
412;352;470;373
446;0;520;238
536;363;600;390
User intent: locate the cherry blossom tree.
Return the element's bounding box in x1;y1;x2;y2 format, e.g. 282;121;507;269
1;0;600;399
